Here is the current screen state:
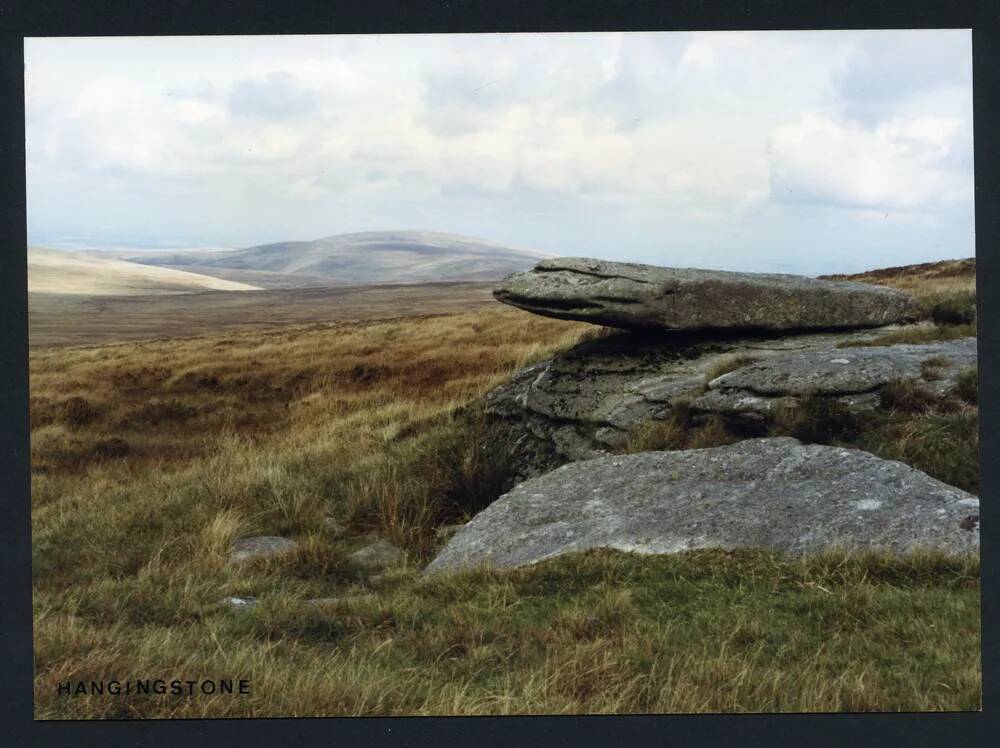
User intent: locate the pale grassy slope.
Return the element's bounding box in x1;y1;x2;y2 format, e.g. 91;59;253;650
28;247;261;295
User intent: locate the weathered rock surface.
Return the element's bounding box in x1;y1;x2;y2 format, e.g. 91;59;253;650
229;536;297;563
484;328;976;477
349;539;406;570
425;438;980;574
494;258;917;332
693;338;976;421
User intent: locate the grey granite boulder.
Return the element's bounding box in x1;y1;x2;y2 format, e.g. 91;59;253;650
229;536;297;563
494;258;917;332
424;438;979;574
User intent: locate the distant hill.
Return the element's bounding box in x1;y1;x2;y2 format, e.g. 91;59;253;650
116;231;552;287
28;247;261;296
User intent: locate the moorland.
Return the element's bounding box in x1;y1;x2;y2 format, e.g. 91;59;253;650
30;257;980;717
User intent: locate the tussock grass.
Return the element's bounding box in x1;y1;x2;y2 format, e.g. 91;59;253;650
857;410;980;495
624;402;691;453
920;290;977;326
703;354;759;386
687;414;739;449
624;404;740;454
878;379;942;414
772;396;861;444
32;548;980;717
955;367;978;405
624;419;688;454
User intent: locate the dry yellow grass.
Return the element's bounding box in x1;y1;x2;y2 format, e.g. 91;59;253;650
30;309;588;471
28;246;260;294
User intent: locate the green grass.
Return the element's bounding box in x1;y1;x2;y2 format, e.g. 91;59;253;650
33;548;980;717
955;367;978;405
920;289;977;326
857;410;980;495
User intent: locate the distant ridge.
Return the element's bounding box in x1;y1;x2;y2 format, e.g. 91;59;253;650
820;257;974;283
820;257;975;294
117;231;552;287
27;247;260;296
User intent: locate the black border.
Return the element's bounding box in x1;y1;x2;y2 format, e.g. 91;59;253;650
1;2;996;746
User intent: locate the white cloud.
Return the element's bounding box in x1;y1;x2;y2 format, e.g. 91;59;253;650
679;40;715;71
768;113;971;210
24;31;974;273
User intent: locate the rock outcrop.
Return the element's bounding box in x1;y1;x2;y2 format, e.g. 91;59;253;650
485;328;976;476
494;258;918;332
425;438;980;574
693;338;976;423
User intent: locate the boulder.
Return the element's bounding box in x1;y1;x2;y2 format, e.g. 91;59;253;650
229;536;297;563
349;538;406;570
494;258;917;332
484;327;976;476
424;438;979;574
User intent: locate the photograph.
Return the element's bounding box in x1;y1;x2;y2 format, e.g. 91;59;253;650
24;30;980;719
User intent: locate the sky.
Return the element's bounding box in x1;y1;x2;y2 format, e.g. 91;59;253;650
24;31;974;274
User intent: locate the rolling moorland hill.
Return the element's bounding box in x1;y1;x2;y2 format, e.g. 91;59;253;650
27;247;260;296
111;230;552;287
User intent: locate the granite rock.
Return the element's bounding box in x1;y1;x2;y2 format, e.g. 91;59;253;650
494;258;918;332
425;438;979;573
